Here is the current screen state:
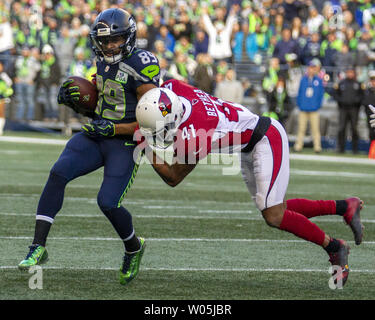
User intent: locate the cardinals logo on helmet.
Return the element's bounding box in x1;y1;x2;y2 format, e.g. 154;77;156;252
158;91;172;117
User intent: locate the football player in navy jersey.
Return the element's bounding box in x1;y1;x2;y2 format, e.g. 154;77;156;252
18;8;160;285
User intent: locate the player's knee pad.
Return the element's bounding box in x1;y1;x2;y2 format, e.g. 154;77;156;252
46;170;69;188
97;192;118;213
50;159;74;182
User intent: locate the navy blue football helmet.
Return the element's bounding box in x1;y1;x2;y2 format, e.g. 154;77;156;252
90;8;137;64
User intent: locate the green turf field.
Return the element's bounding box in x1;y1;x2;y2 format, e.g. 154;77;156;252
0;133;375;300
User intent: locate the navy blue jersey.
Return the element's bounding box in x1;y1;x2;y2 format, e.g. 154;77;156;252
95;48;160;123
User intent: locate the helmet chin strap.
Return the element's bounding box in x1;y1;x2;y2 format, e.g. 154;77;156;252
103;52;123;64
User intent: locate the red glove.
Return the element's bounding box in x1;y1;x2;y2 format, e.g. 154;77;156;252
91;73;97;86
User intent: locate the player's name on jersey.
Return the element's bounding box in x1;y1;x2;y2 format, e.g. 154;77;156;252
193;89;218;117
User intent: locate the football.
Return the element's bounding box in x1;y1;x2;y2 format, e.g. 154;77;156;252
66;76;98;113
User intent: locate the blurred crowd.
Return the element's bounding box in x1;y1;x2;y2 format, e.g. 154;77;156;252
1;0;375;151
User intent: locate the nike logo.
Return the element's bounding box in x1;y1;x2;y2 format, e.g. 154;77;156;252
124;142;136;146
193;148;202;155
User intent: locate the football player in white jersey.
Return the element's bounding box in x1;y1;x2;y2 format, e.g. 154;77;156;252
135;79;364;287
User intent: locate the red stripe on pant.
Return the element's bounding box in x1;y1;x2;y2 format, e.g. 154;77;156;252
265;125;283;206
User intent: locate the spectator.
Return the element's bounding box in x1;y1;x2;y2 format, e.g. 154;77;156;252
193;29;209;57
283;0;304;24
262;57;280;104
334;43;356;72
168;51;190;83
343;9;360;33
273;28;299;64
263;77;292;127
69;17;83;39
285;53;304;108
147;13;163;51
76;24;92;60
273;13;285;36
331;67;363;154
240;77;252;97
39;16;59;50
54;24;77;77
14;46;40;121
37;44;61;121
173;10;193;41
201;5;237;63
246;23;269;63
306;7;324;34
320;31;343;67
153;40;174;64
214;69;244;104
0;61;13;135
193;53;215;94
216;60;229;76
362;3;375;27
355;29;375;78
156;25;175;53
240;1;252;21
294;59;325;153
296;24;311;54
232;21;250;62
158;57;174;85
68;47;91;77
290;16;303;40
0;16;14;73
174;35;195;59
361;70;375;144
300;32;321;66
345;27;358;52
136;22;151;51
3;0;375;131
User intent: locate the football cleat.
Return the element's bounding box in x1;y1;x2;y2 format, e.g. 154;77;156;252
343;197;364;245
328;239;350;288
119;237;146;285
18;245;48;270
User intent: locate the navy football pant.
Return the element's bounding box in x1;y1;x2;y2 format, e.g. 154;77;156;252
36;132;138;241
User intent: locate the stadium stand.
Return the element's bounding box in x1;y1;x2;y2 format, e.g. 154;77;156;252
1;0;375;152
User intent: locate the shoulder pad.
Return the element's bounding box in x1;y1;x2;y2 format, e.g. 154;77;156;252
121;49;160;83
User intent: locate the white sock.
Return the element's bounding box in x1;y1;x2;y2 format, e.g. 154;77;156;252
0;117;5;135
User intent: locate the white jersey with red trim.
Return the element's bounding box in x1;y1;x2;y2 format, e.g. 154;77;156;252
161;79;259;161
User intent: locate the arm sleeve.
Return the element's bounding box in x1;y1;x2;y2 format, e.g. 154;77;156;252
202;14;216;37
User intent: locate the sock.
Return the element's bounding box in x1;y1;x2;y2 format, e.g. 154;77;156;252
102;206;139;252
335;200;348;216
279;209;326;246
124;234;141;253
324;237;341;253
32;219;52;246
286;199;336;219
32;172;68;247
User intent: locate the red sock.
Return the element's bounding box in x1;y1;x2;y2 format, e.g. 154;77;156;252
279;210;326;246
286;199;336;218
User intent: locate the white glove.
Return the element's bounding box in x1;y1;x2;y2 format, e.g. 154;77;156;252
369;105;375;128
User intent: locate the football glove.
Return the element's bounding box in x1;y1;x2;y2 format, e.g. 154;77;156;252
81;119;115;138
57;79;81;113
369;105;375;128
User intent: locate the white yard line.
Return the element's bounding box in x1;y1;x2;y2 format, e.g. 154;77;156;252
2;211;375;224
1;135;374;164
0;265;374;273
0;136;67;145
1;235;375;244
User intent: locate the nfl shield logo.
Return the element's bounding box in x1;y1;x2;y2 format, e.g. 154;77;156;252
115;70;128;83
